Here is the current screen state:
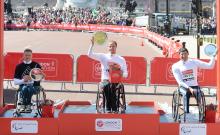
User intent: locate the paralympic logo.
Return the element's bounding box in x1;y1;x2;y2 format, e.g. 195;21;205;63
12;123;23;131
181;126;191;135
11;120;38;133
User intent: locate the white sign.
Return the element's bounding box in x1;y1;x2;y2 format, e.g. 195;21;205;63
11;120;38;133
65;0;98;8
180;124;206;135
95;119;122;131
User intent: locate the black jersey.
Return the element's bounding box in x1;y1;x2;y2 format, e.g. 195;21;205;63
14;61;41;86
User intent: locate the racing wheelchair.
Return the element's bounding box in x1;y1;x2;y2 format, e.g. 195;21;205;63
13;86;46;117
172;87;206;122
96;82;126;114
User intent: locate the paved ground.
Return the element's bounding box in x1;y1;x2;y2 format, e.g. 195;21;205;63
3;31;216;114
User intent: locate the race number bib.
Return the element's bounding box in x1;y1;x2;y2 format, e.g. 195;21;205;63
182;69;194;82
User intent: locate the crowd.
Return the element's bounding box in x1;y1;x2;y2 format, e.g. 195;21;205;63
4;4;216;35
172;16;216;35
4;6;134;27
149;16;216;36
201;17;216;35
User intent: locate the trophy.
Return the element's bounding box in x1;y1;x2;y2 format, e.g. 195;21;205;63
30;68;44;81
204;44;217;57
93;31;108;45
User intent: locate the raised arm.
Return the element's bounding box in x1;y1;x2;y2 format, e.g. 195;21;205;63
194;56;215;69
87;37;103;61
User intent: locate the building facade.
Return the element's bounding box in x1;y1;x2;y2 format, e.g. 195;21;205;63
98;0;215;17
157;0;215;17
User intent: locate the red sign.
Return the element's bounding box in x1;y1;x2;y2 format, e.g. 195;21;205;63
150;57;217;87
4;52;73;82
76;55;147;84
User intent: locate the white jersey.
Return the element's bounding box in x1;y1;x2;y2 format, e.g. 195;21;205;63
172;57;215;88
88;45;128;81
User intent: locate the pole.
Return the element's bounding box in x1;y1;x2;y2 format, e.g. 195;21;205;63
197;14;200;58
191;3;193;30
216;0;220;122
164;0;170;37
0;0;4;107
155;0;158;12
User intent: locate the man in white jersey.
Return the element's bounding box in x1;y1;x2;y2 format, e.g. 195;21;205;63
172;47;216;121
88;37;128;113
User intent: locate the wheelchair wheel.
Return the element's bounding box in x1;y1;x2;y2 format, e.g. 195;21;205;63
96;90;105;113
14;91;24;113
14;91;19;109
13;91;21;117
198;91;206;122
172;90;180;122
36;87;46;116
118;84;126;113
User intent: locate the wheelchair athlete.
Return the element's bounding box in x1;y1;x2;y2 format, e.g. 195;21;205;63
88;37;128;113
14;49;44;112
172;47;216;121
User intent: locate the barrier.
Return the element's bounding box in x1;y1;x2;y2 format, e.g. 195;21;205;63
150;57;217;87
76;55;147;85
4;52;216;93
144;30;182;58
4;52;73;82
5;24;182;58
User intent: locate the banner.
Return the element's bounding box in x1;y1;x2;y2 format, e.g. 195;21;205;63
76;55;147;84
150;57;217;87
5;24;181;58
4;52;73;82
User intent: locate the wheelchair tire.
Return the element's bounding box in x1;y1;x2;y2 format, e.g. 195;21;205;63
96;90;105;113
172;90;180;122
198;91;206;122
14;91;19;109
118;84;126;113
36;88;46;117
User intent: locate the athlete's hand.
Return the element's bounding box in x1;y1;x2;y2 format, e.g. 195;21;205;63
23;75;31;82
108;62;121;70
214;49;218;57
41;71;46;79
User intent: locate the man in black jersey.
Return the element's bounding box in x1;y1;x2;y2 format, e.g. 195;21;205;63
14;49;43;112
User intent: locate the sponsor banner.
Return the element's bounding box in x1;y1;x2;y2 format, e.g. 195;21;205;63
11;120;38;133
77;55;146;84
180;124;206;135
150;57;216;87
4;52;73;82
95;119;122;131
